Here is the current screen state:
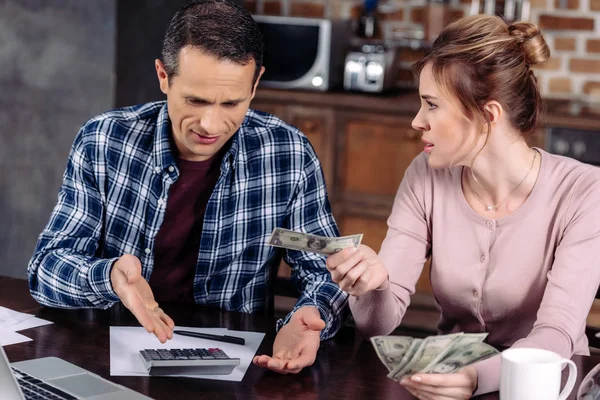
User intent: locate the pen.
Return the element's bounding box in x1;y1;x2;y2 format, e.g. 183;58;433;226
173;330;246;345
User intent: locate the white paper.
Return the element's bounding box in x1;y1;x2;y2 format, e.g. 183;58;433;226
110;326;265;381
10;316;54;332
0;306;33;328
0;326;33;346
0;306;53;332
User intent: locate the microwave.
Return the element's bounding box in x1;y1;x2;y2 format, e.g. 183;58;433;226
253;15;352;91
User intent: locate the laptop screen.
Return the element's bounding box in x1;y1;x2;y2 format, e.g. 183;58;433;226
0;346;25;400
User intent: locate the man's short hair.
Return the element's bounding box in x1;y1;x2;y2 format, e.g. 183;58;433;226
161;0;264;84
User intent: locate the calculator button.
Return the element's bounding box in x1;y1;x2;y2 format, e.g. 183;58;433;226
145;350;160;359
157;350;174;360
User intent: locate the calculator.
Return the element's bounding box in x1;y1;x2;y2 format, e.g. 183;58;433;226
139;348;240;375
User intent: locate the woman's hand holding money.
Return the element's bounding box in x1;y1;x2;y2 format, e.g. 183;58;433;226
325;245;389;296
400;366;478;400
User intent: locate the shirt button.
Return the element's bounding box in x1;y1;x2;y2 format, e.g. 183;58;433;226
473;290;479;298
168;166;175;173
486;220;493;227
145;248;151;255
154;166;161;174
480;255;486;262
157;198;165;205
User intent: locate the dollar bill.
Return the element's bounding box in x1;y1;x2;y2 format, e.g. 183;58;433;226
389;333;463;380
426;341;499;374
375;332;499;381
371;336;414;372
387;338;423;380
420;333;488;373
267;228;363;255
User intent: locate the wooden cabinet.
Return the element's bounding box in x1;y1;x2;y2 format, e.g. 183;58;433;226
253;103;288;121
338;215;388;252
287;107;336;192
338;113;422;204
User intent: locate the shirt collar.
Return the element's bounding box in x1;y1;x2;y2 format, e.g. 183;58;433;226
152;102;177;174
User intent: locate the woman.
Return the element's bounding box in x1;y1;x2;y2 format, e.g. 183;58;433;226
326;15;600;399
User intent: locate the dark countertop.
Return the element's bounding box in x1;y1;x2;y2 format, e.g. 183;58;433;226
2;275;597;400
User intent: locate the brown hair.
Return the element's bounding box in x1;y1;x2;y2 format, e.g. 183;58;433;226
413;15;550;137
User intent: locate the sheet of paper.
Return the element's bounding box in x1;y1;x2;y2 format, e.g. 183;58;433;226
0;306;33;328
10;316;54;332
110;326;265;381
0;326;33;346
0;306;53;332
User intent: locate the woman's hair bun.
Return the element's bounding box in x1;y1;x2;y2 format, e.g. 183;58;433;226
508;22;551;66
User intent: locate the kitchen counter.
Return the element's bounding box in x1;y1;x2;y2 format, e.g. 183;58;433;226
254;88;600;131
544;99;600;131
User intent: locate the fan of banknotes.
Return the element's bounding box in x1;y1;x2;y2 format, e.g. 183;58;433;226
371;333;499;380
267;228;363;255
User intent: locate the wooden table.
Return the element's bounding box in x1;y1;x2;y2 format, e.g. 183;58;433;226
1;276;597;399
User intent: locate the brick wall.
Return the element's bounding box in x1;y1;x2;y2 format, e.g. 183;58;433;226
245;0;600;100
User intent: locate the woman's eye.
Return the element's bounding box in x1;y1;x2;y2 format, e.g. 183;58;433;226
426;101;437;110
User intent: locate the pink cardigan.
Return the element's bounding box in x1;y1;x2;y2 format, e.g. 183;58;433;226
349;149;600;395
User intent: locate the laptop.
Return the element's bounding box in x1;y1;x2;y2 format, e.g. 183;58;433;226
0;346;151;400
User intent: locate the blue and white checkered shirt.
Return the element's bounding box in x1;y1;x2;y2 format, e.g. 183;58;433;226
28;101;349;339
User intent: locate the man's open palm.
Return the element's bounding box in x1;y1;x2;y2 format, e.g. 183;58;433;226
253;306;324;374
110;254;174;343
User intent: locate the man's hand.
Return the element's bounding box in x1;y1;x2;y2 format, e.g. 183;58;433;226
400;366;478;400
253;306;325;374
110;254;175;343
326;245;389;297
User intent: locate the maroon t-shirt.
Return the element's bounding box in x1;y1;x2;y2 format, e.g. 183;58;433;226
149;153;223;303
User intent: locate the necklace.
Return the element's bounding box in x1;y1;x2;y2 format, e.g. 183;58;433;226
468;149;537;212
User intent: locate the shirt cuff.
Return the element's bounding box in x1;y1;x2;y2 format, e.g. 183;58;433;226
86;257;120;304
276;299;333;340
472;354;501;396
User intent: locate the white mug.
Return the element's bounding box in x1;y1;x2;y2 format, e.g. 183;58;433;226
500;348;577;400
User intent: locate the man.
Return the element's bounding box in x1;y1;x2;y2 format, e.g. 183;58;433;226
28;0;348;374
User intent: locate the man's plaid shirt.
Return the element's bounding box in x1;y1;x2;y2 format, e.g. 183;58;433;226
28;101;349;339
